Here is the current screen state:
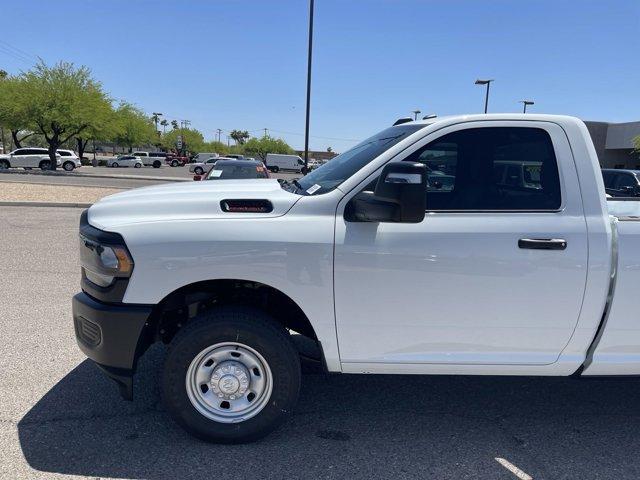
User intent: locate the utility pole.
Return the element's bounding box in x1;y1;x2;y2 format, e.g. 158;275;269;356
263;128;268;138
226;135;230;147
475;79;494;113
216;128;222;143
303;0;315;173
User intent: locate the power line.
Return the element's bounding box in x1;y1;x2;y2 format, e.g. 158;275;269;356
0;46;33;65
0;40;39;61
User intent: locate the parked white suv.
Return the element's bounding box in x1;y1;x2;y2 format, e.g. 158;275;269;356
0;148;61;170
57;149;82;171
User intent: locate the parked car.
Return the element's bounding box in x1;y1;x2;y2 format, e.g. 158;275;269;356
57;149;82;171
74;113;640;444
601;169;640;197
131;151;168;168
265;153;306;173
190;153;219;165
107;155;143;168
194;159;270;180
188;156;235;175
0;147;61;170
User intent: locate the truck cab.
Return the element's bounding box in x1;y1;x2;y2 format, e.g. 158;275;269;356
73;114;639;443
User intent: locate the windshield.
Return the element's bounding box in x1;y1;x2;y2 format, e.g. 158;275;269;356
295;124;425;195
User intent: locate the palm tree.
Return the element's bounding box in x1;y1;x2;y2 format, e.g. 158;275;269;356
171;120;179;130
160;119;169;134
230;129;250;145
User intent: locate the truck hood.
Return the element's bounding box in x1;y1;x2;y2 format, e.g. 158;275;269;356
88;179;302;231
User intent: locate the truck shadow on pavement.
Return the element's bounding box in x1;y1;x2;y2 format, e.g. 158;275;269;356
18;346;640;479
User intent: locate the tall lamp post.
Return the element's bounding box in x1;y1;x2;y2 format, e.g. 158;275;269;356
303;0;314;173
474;79;493;113
520;100;534;113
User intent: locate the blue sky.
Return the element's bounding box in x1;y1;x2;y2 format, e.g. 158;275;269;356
1;0;638;152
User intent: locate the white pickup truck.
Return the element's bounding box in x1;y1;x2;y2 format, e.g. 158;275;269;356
73;114;640;443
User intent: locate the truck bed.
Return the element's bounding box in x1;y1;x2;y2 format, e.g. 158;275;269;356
583;199;640;375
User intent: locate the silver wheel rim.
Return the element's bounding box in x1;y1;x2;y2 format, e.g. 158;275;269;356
186;342;273;423
64;162;73;171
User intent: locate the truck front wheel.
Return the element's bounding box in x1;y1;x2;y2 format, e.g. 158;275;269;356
162;307;301;443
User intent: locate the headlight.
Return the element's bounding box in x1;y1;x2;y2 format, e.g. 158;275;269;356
79;234;133;287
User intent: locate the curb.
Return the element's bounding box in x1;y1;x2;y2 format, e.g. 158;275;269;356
0;169;188;182
0;201;92;208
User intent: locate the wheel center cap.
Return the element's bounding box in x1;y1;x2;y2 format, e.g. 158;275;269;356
210;361;250;400
218;375;240;394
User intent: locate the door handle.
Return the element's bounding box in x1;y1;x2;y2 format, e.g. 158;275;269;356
518;238;567;250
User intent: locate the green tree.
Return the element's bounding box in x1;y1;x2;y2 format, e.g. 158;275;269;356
0;75;37;148
244;135;293;161
229;129;250;145
171;119;179;130
0;61;112;169
160;119;169;133
112;102;157;153
161;127;205;154
201;140;228;155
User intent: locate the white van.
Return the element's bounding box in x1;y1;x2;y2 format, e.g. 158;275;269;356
265;153;305;173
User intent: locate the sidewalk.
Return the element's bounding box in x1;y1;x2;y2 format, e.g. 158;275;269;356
0;182;122;205
0;168;187;182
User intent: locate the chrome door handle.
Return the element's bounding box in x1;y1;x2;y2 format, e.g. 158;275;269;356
518;238;567;250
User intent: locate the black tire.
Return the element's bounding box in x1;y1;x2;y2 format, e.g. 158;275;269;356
171;160;179;167
112;162;119;168
0;160;9;170
272;166;279;173
39;160;51;171
63;161;75;172
162;306;301;444
134;162;142;168
153;160;161;168
194;166;204;175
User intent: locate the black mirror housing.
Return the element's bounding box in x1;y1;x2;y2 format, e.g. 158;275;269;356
346;162;427;223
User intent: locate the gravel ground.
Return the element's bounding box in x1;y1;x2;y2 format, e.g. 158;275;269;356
2;207;640;479
0;182;122;203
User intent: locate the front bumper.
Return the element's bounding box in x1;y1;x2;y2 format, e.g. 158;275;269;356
72;292;153;399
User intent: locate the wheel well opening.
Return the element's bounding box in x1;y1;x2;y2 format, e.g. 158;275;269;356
148;279;319;351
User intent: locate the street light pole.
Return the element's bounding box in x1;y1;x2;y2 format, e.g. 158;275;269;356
303;0;314;173
519;100;534;113
475;79;493;113
412;109;421;120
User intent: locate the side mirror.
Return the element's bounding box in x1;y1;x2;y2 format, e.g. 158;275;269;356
346;162;427;223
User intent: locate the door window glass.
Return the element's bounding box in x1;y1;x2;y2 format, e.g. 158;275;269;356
404;127;561;210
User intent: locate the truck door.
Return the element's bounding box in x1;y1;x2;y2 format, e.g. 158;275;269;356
334;121;588;368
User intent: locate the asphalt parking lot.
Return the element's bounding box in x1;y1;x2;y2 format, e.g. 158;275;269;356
2;206;640;479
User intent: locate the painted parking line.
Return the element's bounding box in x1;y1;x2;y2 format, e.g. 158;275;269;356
495;457;533;480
